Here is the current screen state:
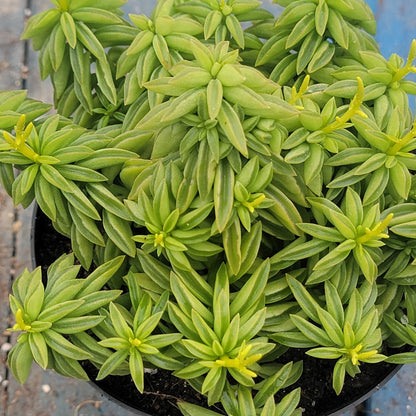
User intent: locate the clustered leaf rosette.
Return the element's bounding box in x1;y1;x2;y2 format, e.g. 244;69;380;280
176;0;274;50
178;385;302;416
296;188;394;284
21;0;129;119
117;0;205;105
91;272;182;392
0;90;52;130
168;259;303;411
250;0;376;85
3;0;416;413
272;277;386;395
8;254;123;383
327;109;416;204
0;114;137;269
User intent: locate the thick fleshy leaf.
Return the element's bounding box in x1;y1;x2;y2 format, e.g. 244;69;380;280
286;13;315;49
71;7;123;26
69;44;93;112
153;33;172;69
68;203;104;246
76;21;106;62
63;182;100;220
332;360;346;395
297;223;344;242
316;308;344;345
52;315;104;334
214;160;235;232
95;59;118;105
353;245;377;283
171;273;213;324
325;281;344;327
70;225;94;270
130;348;144;392
38;299;83;323
207;79;223;120
40;164;72;193
76;256;125;298
286;275;320;322
231;259;269;317
96;349;130;380
273;388;302;416
49;25;67;71
327;8;349;49
204;10;223;40
225;14;245;49
57;165;106;182
254;361;294;407
28;332;48;369
43;329;91;360
86;183;130;220
108;302;132;340
50;350;89;380
21;8;60;40
8;341;34;384
297;31;322;74
178;402;223;416
223;219;242;276
217;101;248;157
313;239;356;271
290;315;332;346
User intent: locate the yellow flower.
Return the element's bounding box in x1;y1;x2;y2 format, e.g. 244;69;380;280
242;194;266;213
348;344;378;365
154;233;165;248
215;342;262;378
129;337;142;348
289;75;310;110
12;309;31;331
322;77;367;134
356;213;393;244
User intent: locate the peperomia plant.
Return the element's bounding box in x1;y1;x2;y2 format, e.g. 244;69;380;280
2;0;416;414
7;254;124;383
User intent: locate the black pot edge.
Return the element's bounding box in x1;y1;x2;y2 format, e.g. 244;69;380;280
30;205;410;416
90;378;151;416
325;362;402;416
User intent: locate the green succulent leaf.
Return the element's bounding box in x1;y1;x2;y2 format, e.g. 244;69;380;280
8;341;34;384
43;329;92;360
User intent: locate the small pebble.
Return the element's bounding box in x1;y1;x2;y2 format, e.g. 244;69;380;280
1;343;12;352
144;368;158;374
41;384;51;393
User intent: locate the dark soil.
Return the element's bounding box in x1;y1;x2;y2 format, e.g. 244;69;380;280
32;208;72;271
84;362;224;416
33;208;406;416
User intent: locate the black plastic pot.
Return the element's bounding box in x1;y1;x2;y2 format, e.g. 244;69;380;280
31;206;408;416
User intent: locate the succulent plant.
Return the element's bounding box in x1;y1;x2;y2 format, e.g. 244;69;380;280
2;0;416;414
